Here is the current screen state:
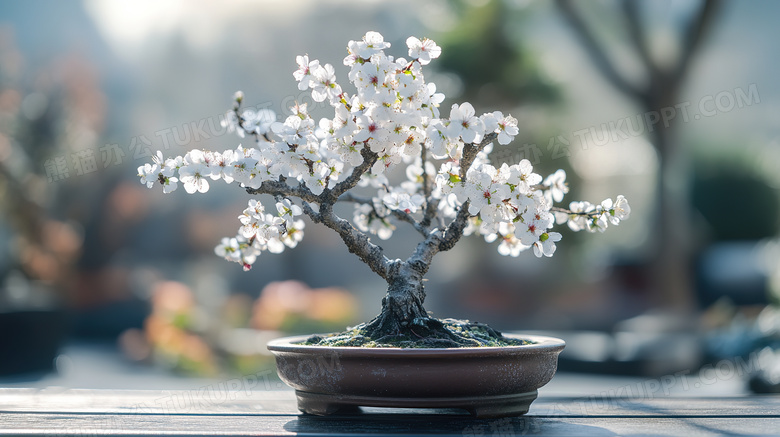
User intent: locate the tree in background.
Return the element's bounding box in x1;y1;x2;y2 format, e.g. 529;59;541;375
555;0;721;310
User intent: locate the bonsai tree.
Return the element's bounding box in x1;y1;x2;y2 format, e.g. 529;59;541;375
138;32;630;347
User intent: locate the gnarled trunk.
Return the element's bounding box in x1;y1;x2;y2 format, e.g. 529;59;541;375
362;262;429;339
354;261;506;348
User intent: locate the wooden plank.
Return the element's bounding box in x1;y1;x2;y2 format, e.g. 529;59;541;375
2;412;780;436
0;388;299;415
2;389;780;436
532;395;780;418
1;389;779;418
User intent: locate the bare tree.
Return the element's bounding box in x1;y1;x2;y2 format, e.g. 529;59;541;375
555;0;721;310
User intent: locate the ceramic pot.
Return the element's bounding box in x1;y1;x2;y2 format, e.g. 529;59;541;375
267;333;564;418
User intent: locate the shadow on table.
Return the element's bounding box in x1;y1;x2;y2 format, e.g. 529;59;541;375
284;410;617;436
614;398;763;436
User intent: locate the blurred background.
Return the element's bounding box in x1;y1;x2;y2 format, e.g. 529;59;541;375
1;0;779;396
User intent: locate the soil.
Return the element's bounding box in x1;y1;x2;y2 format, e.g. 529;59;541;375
300;317;534;348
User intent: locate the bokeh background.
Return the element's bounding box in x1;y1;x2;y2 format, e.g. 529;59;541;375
1;0;779;395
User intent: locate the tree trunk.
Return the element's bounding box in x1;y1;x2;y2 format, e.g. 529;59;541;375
362;262;429;339
646;90;695;311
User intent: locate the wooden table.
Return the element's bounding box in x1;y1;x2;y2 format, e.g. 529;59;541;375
1;388;778;436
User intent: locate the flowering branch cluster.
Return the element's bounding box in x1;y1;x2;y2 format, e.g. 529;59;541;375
138;32;630;273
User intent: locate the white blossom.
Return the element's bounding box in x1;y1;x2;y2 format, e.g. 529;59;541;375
179;163;210;194
350;31;391;60
610;195;631;223
282;219;305;248
543;169;569;204
137;162;159;188
382;191;425;214
406;36;442;65
276;198;303;227
353;203;394;240
533;232;561;258
447;102;484;144
294;55;319;91
215;237;242;263
482;111;519;145
158;174;178;193
564;201;592;232
242;108;276;136
310;63;342;103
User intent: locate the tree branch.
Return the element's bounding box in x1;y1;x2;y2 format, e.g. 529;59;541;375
403;134;499;269
621;0;658;77
555;0;646;100
407;235;440;278
459;132;498;181
244;177;320;203
421;194;441;230
338;192;372;205
240;143;391;281
438;201;472;252
420;144;439;229
301;201;322;222
420;144;432;202
314;202;391;280
327;146;378;201
390;210;427;237
671;0;721;87
406;206;471;279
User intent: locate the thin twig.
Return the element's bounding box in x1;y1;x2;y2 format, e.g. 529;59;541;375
550;206;602;217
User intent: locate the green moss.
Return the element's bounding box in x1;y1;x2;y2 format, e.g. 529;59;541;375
298;319;535;348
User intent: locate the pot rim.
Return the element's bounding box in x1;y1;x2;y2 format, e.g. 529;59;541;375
267;333;565;357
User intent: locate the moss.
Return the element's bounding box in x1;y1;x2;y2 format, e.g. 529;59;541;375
298;318;535;348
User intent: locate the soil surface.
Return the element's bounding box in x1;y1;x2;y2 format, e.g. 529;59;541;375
300;318;535;348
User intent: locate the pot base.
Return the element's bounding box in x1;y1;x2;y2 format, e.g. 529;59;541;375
296;389;538;418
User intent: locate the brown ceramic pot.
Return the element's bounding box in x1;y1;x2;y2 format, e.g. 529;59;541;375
267;333;564;418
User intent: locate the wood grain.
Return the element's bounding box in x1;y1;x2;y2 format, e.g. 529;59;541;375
1;388;778;436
